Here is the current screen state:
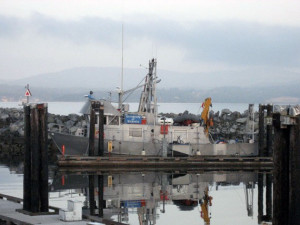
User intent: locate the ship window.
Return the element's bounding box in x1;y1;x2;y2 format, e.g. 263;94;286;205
107;116;119;125
129;128;142;137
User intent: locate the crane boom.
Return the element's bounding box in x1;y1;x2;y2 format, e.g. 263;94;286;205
201;97;212;134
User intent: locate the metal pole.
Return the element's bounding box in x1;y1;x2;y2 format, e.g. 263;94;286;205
26;84;29;104
162;118;167;157
119;23;124;110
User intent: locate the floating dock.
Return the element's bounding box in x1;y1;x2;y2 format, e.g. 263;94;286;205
0;194;127;225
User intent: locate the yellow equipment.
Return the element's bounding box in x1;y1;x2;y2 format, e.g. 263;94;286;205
108;141;113;153
200;187;213;224
201;97;212;134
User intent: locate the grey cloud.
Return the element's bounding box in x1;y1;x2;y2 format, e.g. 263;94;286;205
0;15;24;36
132;20;300;66
183;22;300;66
1;14;300;66
30;13;122;45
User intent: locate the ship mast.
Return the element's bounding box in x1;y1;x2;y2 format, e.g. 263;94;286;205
138;58;158;116
118;23;124;110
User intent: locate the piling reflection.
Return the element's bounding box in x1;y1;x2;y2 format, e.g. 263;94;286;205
258;173;272;224
49;171;273;225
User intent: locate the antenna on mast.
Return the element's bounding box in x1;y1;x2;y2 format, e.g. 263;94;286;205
118;23;124;110
121;23;124;94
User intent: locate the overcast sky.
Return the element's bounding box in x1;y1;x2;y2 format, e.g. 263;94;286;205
1;0;300;80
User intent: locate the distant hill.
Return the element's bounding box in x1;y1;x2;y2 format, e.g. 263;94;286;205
2;65;300;103
1;82;299;104
6;66;300;91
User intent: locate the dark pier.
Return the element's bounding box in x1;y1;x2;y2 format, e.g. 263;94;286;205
272;113;300;225
23;103;49;214
258;104;273;157
4;102;300;224
58;155;273;170
89;101;104;157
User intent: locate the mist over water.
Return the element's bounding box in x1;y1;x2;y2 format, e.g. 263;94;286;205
0;102;254;115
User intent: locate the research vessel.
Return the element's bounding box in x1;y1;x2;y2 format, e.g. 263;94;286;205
50;59;257;156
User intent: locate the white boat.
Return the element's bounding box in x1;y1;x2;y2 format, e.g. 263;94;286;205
50;59;257;156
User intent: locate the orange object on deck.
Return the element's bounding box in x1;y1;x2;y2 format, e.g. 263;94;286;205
62;145;65;156
141;199;146;206
61;175;65;186
160;125;169;134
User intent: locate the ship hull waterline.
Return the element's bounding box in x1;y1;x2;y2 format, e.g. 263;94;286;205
50;132;258;156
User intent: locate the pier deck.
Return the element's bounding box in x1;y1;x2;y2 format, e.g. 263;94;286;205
58;155;273;171
0;194;127;225
0;198;88;225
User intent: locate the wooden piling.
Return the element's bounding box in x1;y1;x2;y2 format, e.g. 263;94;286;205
258;105;265;157
23;104;49;213
257;173;264;223
266;104;273;157
30;106;40;213
266;174;272;220
265;105;273;221
88;175;95;216
89;104;96;156
23;105;31;211
289;115;300;224
98;104;104;157
98;175;104;217
38;104;48;212
272;113;290;225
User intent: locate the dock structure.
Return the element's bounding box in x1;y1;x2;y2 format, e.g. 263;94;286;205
11;102;300;224
0;194;128;225
272;114;300;225
57;155;273;171
23;103;49;213
258;104;273;157
88;101;105;157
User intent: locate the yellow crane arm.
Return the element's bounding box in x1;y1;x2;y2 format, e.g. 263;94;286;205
201;97;212;134
200;187;213;225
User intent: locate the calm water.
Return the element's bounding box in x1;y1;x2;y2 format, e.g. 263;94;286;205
0;102;270;224
0;163;270;225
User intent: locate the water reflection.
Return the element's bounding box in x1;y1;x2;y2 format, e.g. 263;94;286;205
0;161;273;224
49;171;272;225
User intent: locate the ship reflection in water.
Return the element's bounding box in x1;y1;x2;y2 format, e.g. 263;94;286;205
49;171;272;225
